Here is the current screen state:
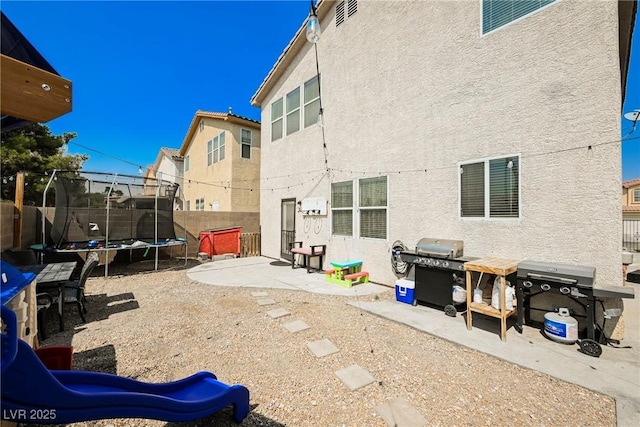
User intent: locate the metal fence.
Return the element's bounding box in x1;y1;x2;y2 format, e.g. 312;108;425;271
240;232;261;257
623;219;640;252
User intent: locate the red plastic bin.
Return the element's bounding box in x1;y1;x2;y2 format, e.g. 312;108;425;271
35;345;74;370
199;227;242;257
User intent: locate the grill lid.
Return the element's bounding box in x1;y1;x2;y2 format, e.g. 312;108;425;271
517;260;595;286
415;238;463;259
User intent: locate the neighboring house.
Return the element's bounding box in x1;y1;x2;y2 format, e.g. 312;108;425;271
147;147;184;210
623;178;640;251
179;110;261;213
251;0;636;286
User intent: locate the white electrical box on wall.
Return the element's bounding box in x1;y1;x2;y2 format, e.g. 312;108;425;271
300;197;327;215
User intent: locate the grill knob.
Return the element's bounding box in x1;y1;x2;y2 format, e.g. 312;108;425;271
442;261;449;268
560;286;570;295
523;280;533;288
434;260;440;266
541;283;551;291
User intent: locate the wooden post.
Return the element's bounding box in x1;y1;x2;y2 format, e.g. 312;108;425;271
13;172;24;249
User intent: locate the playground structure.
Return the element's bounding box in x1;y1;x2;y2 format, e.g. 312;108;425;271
1;305;250;424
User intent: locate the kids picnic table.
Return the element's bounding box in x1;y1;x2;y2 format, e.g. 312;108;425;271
325;260;369;287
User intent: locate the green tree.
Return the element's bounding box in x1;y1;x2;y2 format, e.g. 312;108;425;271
0;123;87;204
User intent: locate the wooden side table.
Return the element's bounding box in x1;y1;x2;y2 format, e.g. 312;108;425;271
465;257;519;341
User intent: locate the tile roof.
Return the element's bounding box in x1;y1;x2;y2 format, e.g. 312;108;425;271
160;147;182;159
179;110;260;156
623;205;640;212
623;178;640;188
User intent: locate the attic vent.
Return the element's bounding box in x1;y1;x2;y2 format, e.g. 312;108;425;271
336;1;345;27
347;0;357;17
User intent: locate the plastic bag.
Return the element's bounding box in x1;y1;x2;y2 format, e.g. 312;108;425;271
491;277;513;310
452;285;466;304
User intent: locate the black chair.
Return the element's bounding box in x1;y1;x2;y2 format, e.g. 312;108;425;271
51;252;100;331
36;293;54;341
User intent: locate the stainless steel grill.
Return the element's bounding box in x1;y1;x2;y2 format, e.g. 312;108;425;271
400;238;474;316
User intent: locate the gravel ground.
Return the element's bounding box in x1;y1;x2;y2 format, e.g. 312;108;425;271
35;258;616;427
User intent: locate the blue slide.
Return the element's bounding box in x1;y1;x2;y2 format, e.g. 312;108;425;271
1;306;250;424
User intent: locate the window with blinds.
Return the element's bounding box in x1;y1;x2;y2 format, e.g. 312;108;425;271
359;176;387;239
331;176;388;238
271;98;283;141
460;156;519;219
207;132;225;166
482;0;557;34
331;181;353;236
634;189;640;204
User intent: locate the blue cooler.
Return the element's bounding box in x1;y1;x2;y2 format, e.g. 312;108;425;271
395;278;415;305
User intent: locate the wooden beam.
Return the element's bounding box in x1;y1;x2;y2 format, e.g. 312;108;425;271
0;54;72;123
13;172;24;248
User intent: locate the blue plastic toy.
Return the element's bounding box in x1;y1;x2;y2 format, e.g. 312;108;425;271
0;306;250;424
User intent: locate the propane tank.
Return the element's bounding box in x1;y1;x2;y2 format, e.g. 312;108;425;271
544;308;578;344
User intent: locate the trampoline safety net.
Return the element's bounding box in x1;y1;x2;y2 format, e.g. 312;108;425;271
48;171;179;249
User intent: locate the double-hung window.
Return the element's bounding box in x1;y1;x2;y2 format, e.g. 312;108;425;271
359;176;387;239
482;0;557;34
331;177;388;239
207;132;226;166
331;181;353;236
241;129;252;159
634;189;640;204
286;87;300;135
271;98;283;141
304;75;320;128
195;198;205;211
460;155;520;219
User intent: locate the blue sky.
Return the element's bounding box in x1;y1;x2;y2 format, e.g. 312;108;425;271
1;1;639;181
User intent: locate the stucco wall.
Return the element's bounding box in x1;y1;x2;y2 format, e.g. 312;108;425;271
182;118;261;212
259;0;623;287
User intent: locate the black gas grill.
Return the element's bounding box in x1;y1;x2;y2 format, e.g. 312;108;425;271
400;238;476;316
516;260;597;340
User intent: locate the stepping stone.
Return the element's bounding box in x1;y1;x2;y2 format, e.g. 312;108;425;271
256;298;276;306
267;308;291;319
306;338;339;357
375;397;428;427
283;320;310;333
251;291;269;297
335;364;376;391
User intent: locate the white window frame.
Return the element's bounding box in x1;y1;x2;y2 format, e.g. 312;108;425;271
286;87;301;136
303;75;320;128
331;181;354;237
459;154;521;220
481;0;558;36
241;129;252;159
633;188;640;204
184;155;189;172
271;98;283;141
330;176;389;240
207;132;226;166
195;197;205;211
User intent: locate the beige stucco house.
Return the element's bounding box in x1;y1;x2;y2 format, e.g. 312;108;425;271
251;0;635;287
144;147;184;209
179;110;261;213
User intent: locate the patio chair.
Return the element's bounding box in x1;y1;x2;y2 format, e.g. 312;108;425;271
36;292;53;341
47;252;100;331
